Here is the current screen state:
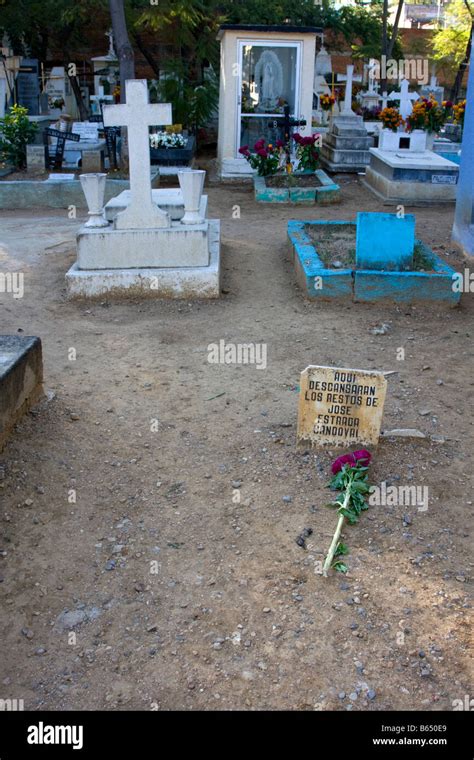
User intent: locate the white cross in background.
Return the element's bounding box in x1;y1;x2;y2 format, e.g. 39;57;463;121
103;80;172;229
388;78;419;121
342;64;355;114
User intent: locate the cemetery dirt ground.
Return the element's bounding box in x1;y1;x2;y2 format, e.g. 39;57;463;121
0;177;472;711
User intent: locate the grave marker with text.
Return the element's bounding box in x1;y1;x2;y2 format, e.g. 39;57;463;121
297;365;387;447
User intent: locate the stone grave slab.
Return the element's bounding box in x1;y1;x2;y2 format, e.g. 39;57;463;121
364;147;459;204
104;189;208;223
297;365;387;448
67;79;221;299
0;336;43;452
77;221;210;269
356;211;415;271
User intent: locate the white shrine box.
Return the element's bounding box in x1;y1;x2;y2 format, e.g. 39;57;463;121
216;24;321;179
379;128;427;152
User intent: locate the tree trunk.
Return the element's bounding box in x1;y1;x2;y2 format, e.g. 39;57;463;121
109;0;135;100
381;0;389;92
380;0;404;92
68;72;89;120
387;0;404;58
108;0;135;169
451;25;473;101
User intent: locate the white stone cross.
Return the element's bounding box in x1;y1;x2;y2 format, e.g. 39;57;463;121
342;64;355;114
380;91;389;110
388;78;419;120
103;79;172;229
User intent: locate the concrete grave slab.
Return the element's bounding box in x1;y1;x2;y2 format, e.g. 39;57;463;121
66;220;220;299
104;189;208;223
0;336;43;452
77;221;210;269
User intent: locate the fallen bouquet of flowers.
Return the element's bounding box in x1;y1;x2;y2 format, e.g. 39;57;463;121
322;449;372;576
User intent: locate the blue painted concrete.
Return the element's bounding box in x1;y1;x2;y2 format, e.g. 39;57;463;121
452;42;474;256
437;152;461;165
255;170;340;204
288;219;461;305
356;212;415;271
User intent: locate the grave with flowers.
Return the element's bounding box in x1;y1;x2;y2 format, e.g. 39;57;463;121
364;87;460;204
149;129;195;167
239;135;340;205
287;211;460;305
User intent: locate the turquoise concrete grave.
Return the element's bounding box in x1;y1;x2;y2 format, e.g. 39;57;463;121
288;218;461;305
356;212;415;271
254;169;340;205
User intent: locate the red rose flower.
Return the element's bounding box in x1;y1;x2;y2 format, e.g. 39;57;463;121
239;145;250;156
353;449;371;465
256;148;268;157
254;138;265;150
331;449;371;474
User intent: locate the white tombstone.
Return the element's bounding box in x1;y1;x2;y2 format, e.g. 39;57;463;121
67;79;221;299
103;79;172;230
389;78;419;120
315;44;332;77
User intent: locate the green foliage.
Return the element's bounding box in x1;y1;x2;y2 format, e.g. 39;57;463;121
0;0;107;59
325;462;371;574
149;63;218;131
432;0;473;75
219;0;403;60
0;105;38;169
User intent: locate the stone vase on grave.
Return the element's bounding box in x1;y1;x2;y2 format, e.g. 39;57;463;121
425;132;435;151
178;170;206;225
80;173;109;228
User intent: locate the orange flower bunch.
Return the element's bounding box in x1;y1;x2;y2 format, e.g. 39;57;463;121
406;96;446;133
379;106;404;133
453;100;466;126
320;94;336;111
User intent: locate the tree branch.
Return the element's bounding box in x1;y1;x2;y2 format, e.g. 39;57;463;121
133;32;160;79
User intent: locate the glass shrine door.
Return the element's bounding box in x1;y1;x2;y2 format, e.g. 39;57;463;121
237;41;301;155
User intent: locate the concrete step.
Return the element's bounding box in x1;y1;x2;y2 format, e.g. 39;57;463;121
0;336;43;452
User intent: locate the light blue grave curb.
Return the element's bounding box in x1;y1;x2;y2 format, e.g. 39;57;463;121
288;220;353;299
288;220;461;306
0;179;132;209
254;170;340;205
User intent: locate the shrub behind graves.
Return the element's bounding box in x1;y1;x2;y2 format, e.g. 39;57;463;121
0;105;38;170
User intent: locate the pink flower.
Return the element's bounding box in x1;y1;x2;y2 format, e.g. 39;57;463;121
256;148;268;158
239;145;250;156
254;138;265;150
331;449;371;474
